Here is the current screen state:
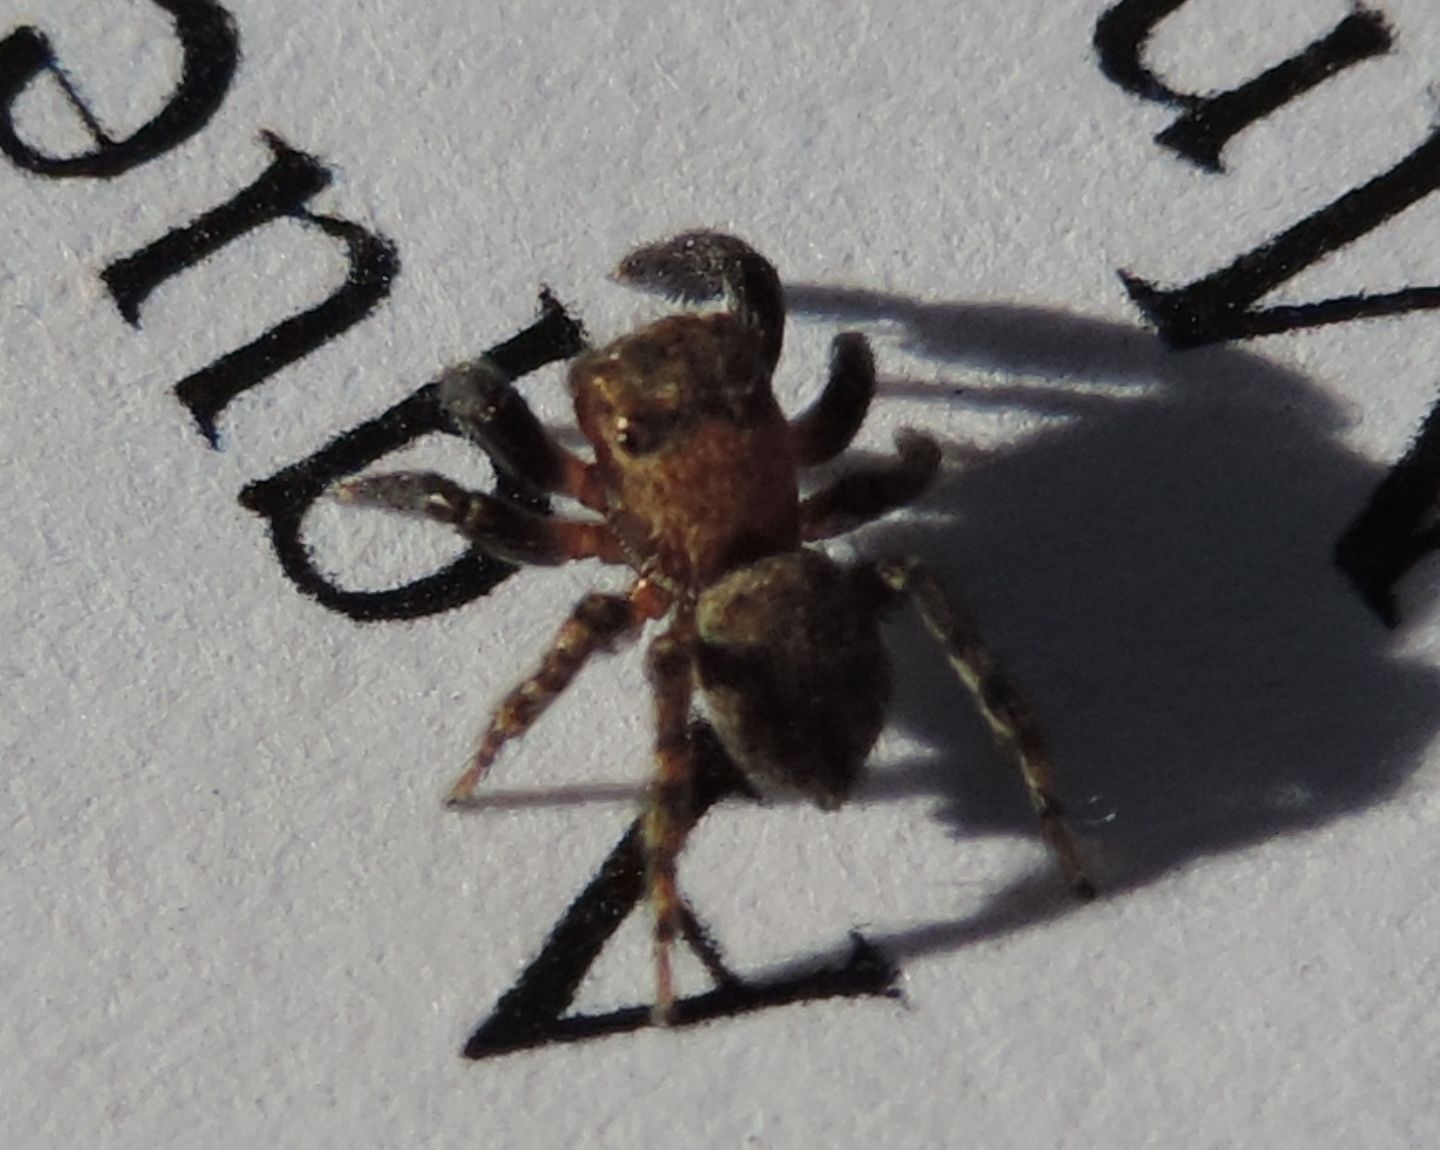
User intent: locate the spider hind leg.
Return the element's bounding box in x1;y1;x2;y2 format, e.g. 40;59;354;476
642;622;701;1024
446;587;656;805
875;556;1097;900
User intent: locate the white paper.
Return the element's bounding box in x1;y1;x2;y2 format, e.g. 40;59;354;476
4;1;1439;1147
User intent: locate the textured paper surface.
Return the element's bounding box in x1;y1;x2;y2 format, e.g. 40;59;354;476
4;1;1440;1146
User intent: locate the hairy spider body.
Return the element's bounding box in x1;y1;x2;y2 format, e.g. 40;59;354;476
335;231;1094;1024
571;312;800;587
697;550;891;807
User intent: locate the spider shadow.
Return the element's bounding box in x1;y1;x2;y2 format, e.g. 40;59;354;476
786;284;1440;961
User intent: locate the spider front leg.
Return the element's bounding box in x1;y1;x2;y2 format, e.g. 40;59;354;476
613;230;785;370
800;428;942;541
874;556;1096;900
439;355;606;511
790;332;876;466
332;471;623;566
642;620;700;1024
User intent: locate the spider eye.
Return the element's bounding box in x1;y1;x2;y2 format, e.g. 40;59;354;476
614;414;675;456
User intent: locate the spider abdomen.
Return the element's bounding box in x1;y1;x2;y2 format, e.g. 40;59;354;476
695;550;892;808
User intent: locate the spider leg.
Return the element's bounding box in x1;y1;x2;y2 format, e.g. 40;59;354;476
332;470;624;566
790;332;876;466
800;429;942;541
439;354;606;511
612;230;785;371
873;556;1096;900
642;618;699;1024
446;580;670;804
672;719;756;990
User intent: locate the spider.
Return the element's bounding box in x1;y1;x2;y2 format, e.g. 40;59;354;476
333;231;1094;1023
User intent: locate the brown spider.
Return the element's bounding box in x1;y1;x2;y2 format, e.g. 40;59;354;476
334;231;1094;1023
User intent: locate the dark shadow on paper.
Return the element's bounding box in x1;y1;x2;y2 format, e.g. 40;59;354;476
461;287;1440;1053
783;284;1440;960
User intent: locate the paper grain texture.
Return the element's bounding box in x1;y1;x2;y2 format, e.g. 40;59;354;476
3;1;1439;1147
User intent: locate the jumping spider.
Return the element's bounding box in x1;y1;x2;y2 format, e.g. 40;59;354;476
334;231;1094;1023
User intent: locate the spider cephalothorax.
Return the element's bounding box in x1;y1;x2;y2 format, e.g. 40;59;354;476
335;230;1094;1023
569;310;801;586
